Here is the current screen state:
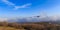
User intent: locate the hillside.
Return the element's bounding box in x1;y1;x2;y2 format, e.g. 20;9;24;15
0;26;23;30
0;22;60;30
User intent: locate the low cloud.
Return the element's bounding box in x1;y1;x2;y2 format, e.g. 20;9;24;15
0;15;60;22
0;18;8;22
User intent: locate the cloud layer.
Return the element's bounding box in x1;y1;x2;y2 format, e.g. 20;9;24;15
0;15;60;22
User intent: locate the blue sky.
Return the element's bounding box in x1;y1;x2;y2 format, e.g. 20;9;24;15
0;0;60;18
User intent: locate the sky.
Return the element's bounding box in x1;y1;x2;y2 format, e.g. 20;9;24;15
0;0;60;18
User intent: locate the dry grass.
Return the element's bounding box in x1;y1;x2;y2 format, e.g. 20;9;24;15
0;22;60;30
0;26;25;30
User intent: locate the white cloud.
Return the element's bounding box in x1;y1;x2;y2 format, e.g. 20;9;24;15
0;18;8;22
2;0;15;6
2;0;32;10
14;3;32;10
1;15;60;22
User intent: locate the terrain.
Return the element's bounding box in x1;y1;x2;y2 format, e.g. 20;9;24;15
0;22;60;30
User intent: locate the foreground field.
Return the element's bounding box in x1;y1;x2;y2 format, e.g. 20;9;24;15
0;22;60;30
0;26;25;30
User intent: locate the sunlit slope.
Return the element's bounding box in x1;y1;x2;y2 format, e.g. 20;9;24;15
0;26;25;30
